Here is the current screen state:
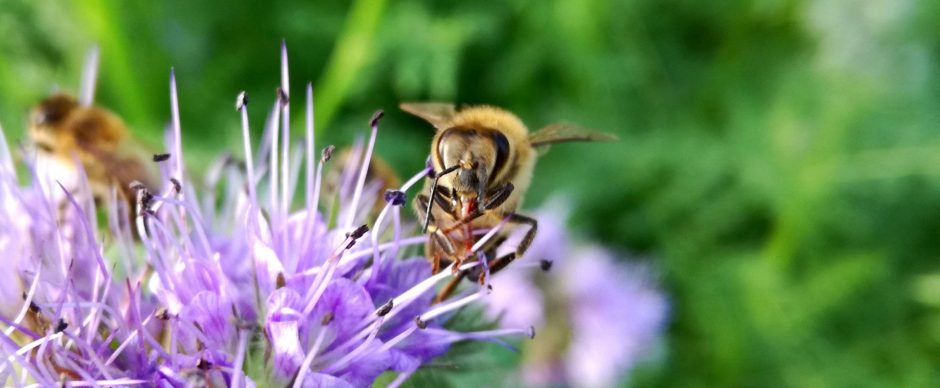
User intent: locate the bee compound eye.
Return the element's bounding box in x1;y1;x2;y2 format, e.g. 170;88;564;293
490;131;510;176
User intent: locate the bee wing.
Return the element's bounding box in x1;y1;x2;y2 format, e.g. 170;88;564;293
83;143;159;191
528;123;618;148
399;102;456;130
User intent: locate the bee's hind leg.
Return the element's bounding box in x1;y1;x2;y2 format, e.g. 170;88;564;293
433;271;466;304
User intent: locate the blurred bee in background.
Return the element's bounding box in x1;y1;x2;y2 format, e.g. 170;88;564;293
401;103;616;302
323;147;401;222
27;92;157;221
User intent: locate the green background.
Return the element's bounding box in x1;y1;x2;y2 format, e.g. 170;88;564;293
2;0;940;386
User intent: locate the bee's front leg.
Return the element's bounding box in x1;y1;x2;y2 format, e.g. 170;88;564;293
416;193;458;274
482;182;514;210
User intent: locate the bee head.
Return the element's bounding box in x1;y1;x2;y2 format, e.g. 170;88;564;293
31;93;78;129
28;94;80;153
436;126;510;201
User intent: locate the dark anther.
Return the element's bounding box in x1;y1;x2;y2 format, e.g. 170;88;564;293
22;292;40;312
384;190;406;206
348;224;369;240
342;224;369;250
276;87;289;105
539;259;553;272
321;145;335;163
196;358;212;371
235;91;248;111
321;312;334;325
152;153;171;162
377;300;394;317
527;326;536;339
54;318;68;334
415;316;428;329
155;307;170;321
487;284;493;292
170;178;182;193
275;272;286;289
369;110;385;128
138;190;155;215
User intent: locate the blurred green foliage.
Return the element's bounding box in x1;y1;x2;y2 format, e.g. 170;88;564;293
2;0;940;386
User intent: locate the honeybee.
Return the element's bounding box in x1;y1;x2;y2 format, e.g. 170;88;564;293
324;147;402;221
401;103;616;302
28;93;156;216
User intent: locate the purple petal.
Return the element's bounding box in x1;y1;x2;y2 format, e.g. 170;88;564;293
297;373;354;388
268;320;305;381
179;291;235;351
266;287;304;322
311;278;375;345
335;341;394;387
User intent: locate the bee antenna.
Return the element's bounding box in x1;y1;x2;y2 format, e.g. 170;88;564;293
424;165;460;233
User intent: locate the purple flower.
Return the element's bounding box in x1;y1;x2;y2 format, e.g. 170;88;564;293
560;247;668;386
486;199;670;387
0;43;535;386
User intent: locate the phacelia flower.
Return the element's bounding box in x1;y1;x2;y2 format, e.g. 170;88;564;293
0;43;534;387
486;199;670;387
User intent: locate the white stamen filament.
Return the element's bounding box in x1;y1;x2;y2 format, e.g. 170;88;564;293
375;293;482;354
424;326;535;346
300;155;326;258
280;47;292;258
293;327;329;388
62;332;113;381
269;97;282;240
301;241;354;316
5;267;41;337
103;315;154;366
107;186;135;276
238;93;258;209
322;316;385;373
231;328;250;388
303;83;315;251
293;234;429;280
85;264;113;343
344;113;380;231
27;379;149;387
388;369;415;388
169;70;184;186
367;167;431;284
0;333;63;373
420;292;482;323
149;195;214;259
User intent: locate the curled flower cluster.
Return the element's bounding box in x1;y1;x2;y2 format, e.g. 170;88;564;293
0;43;533;387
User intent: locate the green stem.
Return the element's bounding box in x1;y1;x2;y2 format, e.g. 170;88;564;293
313;0;388;135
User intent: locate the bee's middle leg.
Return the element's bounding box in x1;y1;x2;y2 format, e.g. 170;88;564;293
483;213;538;277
